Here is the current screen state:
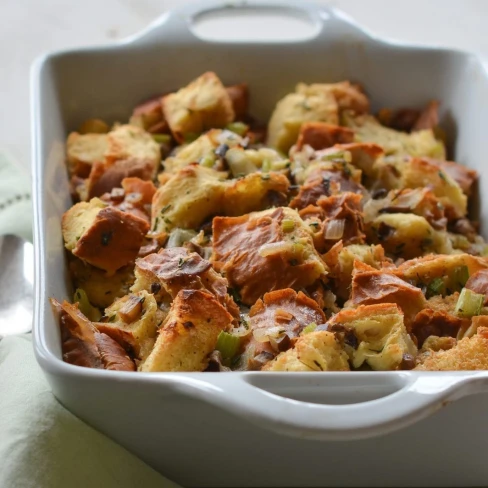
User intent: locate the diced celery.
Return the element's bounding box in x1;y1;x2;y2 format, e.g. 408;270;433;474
261;159;271;172
152;133;172;144
455;288;484;318
302;322;317;335
199;154;216;168
216;331;241;359
225;122;249;136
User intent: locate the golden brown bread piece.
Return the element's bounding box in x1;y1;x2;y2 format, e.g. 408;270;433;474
396;254;488;290
66;132;108;178
162;72;235;143
132;247;239;318
246;288;326;363
63;198;150;275
295;122;354;151
51;298;135;371
129;97;167;133
262;330;350;372
151;164;228;235
141;289;233;372
225;83;249;119
82;158;155;201
328;303;417;370
99;291;162;360
412;100;440;131
415;327;488;370
348;261;426;328
68;258;134;309
323;242;389;301
434;159;478;197
212;207;328;305
364;188;447;231
290;161;364;210
222;172;290;217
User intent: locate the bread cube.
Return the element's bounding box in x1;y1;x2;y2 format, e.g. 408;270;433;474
162;72;235;143
140;289;233;372
62;197;150;275
67;132;109;178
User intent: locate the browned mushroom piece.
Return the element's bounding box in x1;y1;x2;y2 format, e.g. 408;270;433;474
51;298;135;371
465;269;488;305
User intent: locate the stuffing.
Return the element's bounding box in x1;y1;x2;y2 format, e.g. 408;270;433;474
104;124;161;172
328;303;417;370
140;289;233;372
262;330;350;371
295;122;354;151
163;129;246;173
99;291;161;360
67;132;108;178
62;197;150;275
100;177;156;224
290;160;364;209
245;288;326;364
266;86;339;153
223;172;290;216
68;257;134;309
131;247;239;318
51;298;135;371
434;159;478;196
151;164;228;235
366;212;451;259
129;97;167;133
162;72;235;143
79;158;155;201
347;261;426;327
396;253;488;291
212;207;328;305
342;111;446;159
295;81;369;114
415;327;488;370
323;242;388;301
363;188;447;231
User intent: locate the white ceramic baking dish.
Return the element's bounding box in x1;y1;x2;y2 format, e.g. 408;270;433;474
31;1;488;486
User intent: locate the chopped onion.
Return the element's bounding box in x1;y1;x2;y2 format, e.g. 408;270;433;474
258;241;292;257
225;148;258;177
166;228;197;248
325;219;345;240
253;326;286;343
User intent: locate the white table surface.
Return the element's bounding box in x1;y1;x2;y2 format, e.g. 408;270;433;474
1;0;488;170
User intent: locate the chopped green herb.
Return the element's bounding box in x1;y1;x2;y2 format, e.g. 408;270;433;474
108;315;117;323
229;287;241;304
152;217;160;231
289;258;299;266
427;277;445;297
163;217;172;225
438;170;447;181
309;222;320;230
178;257;184;268
183;132;200;143
160;204;171;214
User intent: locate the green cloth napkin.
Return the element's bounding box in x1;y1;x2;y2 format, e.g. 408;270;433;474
0;151;181;488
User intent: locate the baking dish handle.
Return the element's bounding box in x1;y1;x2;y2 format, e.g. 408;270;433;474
125;0;370;45
170;373;487;440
